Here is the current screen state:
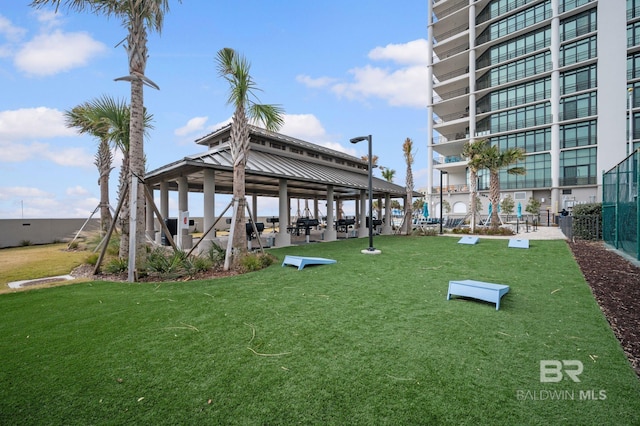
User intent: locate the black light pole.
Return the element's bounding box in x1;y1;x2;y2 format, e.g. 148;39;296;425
439;170;448;234
350;135;376;252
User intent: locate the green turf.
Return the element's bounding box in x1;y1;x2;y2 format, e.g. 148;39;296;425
1;236;638;425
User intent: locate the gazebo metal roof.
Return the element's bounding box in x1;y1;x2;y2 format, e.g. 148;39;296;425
145;125;417;200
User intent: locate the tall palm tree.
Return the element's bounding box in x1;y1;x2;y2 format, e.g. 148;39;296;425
402;137;414;235
462;139;489;233
31;0;176;280
483;145;526;229
215;47;284;266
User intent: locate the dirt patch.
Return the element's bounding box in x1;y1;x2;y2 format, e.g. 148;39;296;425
568;240;640;379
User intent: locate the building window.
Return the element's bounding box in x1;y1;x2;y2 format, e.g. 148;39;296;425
491;127;551;153
630;0;640;20
560;147;597;186
559;0;595;13
477;0;533;24
478;76;551;113
478;102;551;134
560;8;597;42
560;92;597;121
500;153;551;189
628;21;640;48
559;36;596;66
477;27;550;69
627;53;640;80
560;64;596;95
477;1;551;45
477;51;551;90
561;120;597;148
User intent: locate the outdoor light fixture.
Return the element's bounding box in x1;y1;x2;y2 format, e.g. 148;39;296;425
350;135;379;254
439;170;448;235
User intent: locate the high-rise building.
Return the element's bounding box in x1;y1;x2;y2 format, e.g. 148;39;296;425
427;0;633;219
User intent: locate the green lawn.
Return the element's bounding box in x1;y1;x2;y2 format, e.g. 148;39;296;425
1;236;638;425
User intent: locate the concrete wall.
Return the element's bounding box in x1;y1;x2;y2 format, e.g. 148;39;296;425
0;219;100;248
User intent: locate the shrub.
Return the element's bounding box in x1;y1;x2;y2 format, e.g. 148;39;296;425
239;252;275;273
85;253;99;266
572;203;602;240
104;258;127;274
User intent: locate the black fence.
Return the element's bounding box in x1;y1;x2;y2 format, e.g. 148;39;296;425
558;215;602;240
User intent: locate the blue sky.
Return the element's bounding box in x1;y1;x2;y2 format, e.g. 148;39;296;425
0;1;428;219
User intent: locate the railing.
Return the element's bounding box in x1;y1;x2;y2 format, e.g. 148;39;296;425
559;0;595;14
436;0;469;20
477;38;549;69
559;46;596;67
477;9;551;45
561;20;596;42
435;66;468;83
435;23;469;44
437;86;470;101
559;215;601;240
559;105;597;121
561;78;596;95
476;0;533;24
438;44;469;59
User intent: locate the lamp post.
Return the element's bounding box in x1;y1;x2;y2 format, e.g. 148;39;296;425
629;87;634;156
439;170;448;234
350;135;379;254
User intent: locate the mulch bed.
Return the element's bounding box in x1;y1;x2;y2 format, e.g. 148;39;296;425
568;239;640;379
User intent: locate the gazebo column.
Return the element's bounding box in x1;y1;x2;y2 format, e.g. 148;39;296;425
324;186;337;241
275;179;291;247
145;183;155;241
177;176;192;249
251;195;258;222
382;193;392;235
158;181;169;245
202;169;219;252
358;189;367;238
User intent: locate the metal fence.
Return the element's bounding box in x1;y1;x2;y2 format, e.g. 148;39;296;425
602;149;640;260
558;215;601;240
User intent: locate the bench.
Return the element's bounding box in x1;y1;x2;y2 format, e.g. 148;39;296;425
447;279;510;310
282;255;337;270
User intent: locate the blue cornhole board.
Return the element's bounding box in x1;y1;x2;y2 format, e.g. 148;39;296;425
282;255;337;270
508;238;530;249
458;236;479;245
447;279;510;310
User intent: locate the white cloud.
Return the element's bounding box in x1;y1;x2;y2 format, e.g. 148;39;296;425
0;186;53;201
299;39;428;109
66;185;90;197
281;114;356;156
44;147;93;167
175;116;208;136
0;14;27;42
14;29;106;76
332;64;427;108
368;39;429;65
0;107;76;140
296;74;338;88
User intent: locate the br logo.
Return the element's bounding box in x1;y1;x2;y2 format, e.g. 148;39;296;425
540;360;584;383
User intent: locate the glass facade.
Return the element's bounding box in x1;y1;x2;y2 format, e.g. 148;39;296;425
560;64;596;95
477;76;551;113
476;51;551;90
559;35;597;66
491;127;551;152
560;147;597;185
560;120;597;148
477;1;551;45
477;27;551;69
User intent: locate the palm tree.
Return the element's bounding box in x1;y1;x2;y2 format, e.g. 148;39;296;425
215;48;284;267
65;98;115;234
402;138;415;235
31;0;177;280
462;139;490;233
483;145;526;229
380;167;395;182
65;96;154;258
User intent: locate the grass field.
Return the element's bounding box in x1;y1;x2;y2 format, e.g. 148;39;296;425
0;236;638;425
0;243;88;287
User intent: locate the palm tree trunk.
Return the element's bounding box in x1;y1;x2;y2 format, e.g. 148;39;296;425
229;106;250;262
97;139;113;234
118;153;130;259
469;170;477;233
489;170;500;229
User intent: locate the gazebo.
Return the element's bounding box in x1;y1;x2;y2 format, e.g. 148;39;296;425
144;124;415;248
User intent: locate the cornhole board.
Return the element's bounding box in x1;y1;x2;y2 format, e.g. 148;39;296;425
447;279;510;310
458;236;479;245
508;238;530;249
282;255;336;270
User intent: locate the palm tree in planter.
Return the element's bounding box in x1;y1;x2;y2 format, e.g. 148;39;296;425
215;47;284;268
380;167;396;182
462;139;490;233
483;144;526;229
